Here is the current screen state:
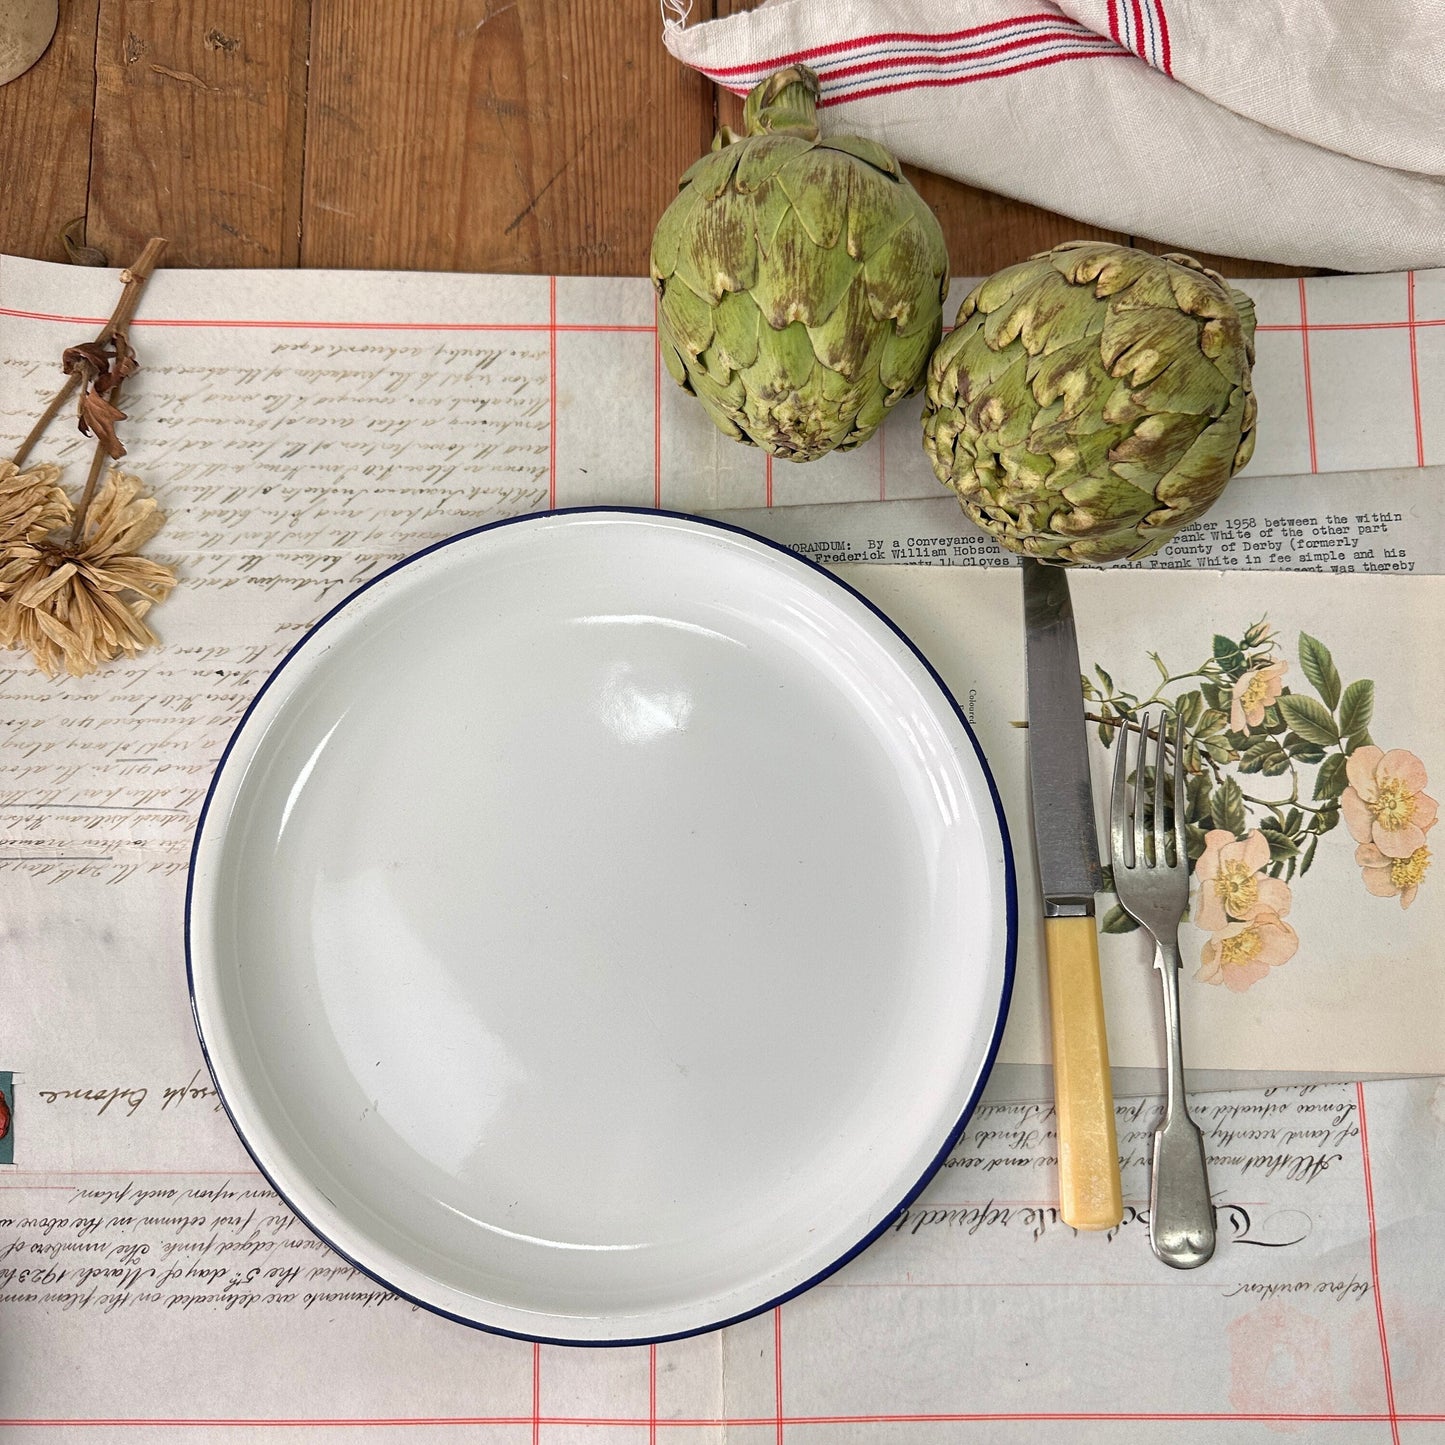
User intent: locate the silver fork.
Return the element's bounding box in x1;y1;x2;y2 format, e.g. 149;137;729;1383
1110;708;1216;1269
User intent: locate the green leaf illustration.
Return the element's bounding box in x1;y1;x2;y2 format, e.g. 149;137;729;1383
1212;634;1247;677
1298;633;1342;710
1175;690;1204;728
1094;664;1115;693
1300;836;1319;875
1214;776;1246;835
1278;694;1340;747
1202;681;1231;713
1314;752;1348;800
1237;737;1283;775
1339;679;1374;739
1100;903;1141;934
1195;708;1227;739
1259;825;1300;861
1282;733;1327;765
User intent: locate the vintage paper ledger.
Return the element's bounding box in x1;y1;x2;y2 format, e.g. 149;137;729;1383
2;254;1442;1435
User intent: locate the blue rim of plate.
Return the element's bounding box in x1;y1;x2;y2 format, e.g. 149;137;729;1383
184;504;1019;1347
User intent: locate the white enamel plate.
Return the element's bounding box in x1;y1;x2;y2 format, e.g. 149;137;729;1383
187;509;1016;1344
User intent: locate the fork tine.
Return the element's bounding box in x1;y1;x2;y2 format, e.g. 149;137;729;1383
1110;716;1131;869
1173;709;1188;871
1153;707;1169;870
1133;709;1150;867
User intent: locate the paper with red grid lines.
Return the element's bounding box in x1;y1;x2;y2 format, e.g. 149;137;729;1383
2;254;1444;1435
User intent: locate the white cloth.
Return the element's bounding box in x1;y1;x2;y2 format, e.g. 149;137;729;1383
662;0;1445;271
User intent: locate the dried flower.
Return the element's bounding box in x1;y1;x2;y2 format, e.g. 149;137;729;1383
63;335;139;459
0;470;177;678
0;462;70;556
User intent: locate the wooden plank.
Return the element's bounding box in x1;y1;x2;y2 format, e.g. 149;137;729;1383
85;0;310;268
301;0;714;274
0;0;100;263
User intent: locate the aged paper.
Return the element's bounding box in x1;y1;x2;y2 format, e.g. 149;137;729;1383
2;255;1442;1432
5;1076;1441;1437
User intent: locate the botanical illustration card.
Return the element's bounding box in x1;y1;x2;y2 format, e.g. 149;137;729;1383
844;565;1445;1078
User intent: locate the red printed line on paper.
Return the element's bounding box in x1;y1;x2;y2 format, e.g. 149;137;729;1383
1356;1084;1400;1445
649;1344;658;1445
765;451;774;509
1408;271;1426;468
532;1343;541;1445
774;1308;785;1445
0;306;652;335
1298;278;1319;474
1257;318;1445;333
7;1410;1440;1427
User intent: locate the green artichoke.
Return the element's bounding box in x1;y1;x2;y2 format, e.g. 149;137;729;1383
922;242;1257;564
650;66;949;462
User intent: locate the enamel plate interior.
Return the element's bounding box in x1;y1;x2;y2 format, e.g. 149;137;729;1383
187;510;1015;1343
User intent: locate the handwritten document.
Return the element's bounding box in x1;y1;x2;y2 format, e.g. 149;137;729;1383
2;254;1442;1432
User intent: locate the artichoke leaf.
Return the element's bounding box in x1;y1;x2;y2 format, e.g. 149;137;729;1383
685;188;760;299
1100;304;1203;387
752;207;857;328
650;186;703;279
776;151;848;249
820;132;901;178
1108;409;1212;484
805;273;883;379
711;287;763;370
861;217;946;334
659;281;716;360
1056;471;1159;537
683;144;744;201
734;134;813;193
845;164;909;261
878;313;939;394
1153;408;1246;507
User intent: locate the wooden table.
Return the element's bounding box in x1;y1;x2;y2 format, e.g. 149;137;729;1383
0;0;1294;280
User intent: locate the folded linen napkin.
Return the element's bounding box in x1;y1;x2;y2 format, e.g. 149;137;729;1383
662;0;1445;271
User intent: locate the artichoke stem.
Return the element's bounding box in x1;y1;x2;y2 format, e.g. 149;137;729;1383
743;65;822;139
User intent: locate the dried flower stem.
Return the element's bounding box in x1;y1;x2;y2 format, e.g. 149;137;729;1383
7;236;167;471
69;397;120;549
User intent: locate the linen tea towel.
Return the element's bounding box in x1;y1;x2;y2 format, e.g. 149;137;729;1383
662;0;1445;271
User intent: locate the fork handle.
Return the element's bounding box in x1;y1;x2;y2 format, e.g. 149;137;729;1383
1043;915;1123;1230
1150;934;1215;1269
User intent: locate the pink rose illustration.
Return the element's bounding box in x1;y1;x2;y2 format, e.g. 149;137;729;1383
1341;746;1437;860
1193;828;1292;933
1229;659;1288;733
1197;910;1299;992
1355;840;1430;909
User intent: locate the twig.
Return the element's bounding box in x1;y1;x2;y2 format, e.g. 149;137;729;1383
7;237;167;471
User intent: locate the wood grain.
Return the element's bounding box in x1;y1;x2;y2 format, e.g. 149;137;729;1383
0;0;100;265
0;0;1323;279
300;0;713;274
85;0;310;268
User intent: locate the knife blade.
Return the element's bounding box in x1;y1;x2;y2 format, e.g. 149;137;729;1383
1021;557;1122;1230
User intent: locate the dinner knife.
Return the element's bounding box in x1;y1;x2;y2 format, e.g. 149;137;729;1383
1021;557;1123;1231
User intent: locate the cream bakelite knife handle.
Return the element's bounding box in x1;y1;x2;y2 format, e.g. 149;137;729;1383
1043;915;1123;1230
